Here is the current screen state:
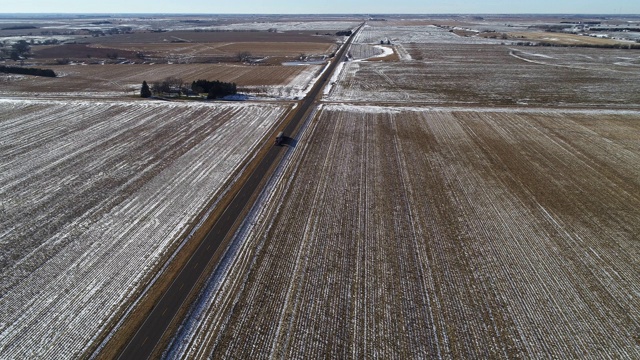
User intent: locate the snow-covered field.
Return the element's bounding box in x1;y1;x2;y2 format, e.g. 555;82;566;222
194;21;360;32
325;43;640;106
4;17;640;358
241;64;324;100
354;23;503;45
326;22;640;106
509;48;640;70
346;44;385;60
166;104;640;359
0;99;289;358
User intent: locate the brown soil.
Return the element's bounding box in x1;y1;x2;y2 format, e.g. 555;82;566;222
26;31;337;68
176;106;640;359
91;30;336;45
32;43;139;60
0;63;312;94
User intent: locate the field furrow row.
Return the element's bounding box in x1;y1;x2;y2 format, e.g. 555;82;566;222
0;99;288;358
168;104;640;359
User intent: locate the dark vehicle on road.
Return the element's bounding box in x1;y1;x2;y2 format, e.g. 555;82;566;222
274;131;285;146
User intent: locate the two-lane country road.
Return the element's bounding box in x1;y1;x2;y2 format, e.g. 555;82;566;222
115;23;364;360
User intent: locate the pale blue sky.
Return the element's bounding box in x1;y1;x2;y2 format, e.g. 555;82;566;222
1;0;638;14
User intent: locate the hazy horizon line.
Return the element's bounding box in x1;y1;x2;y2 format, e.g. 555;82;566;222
1;12;639;16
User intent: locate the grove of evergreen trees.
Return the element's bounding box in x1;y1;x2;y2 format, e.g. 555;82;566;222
0;65;56;77
191;79;237;99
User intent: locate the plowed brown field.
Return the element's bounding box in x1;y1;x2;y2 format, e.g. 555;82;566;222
0;63;314;95
168;105;640;359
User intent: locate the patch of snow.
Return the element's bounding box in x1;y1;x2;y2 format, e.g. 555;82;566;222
518;51;554;59
370;45;394;59
323;61;346;96
242;64;325;100
222;94;252;101
282;60;327;66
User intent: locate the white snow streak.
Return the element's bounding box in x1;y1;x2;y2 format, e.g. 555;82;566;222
0;99;288;359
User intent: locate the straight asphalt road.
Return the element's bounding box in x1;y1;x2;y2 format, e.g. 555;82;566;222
116;23;362;360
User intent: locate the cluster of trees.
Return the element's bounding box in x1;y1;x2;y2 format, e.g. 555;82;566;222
0;40;31;61
336;30;353;36
484;32;509;40
192;79;237;99
1;26;37;30
589;27;640;32
0;65;56;77
237;51;252;62
38;27;130;38
150;76;184;95
140;77;237;99
38;39;60;45
103;27;133;35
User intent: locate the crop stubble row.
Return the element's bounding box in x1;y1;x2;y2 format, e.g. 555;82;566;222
0;99;289;358
168;105;640;359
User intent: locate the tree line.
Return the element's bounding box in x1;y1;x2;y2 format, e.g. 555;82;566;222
336;30;353;36
192;79;237;99
140;77;237;99
0;65;56;77
1;40;31;61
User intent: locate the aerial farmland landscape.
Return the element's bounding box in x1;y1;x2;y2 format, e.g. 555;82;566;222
0;2;639;359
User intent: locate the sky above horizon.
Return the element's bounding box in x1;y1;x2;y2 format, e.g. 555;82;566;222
1;0;639;15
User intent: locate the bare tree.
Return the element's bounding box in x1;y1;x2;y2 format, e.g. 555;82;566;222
151;81;162;94
153;76;184;94
237;51;251;63
12;40;30;56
